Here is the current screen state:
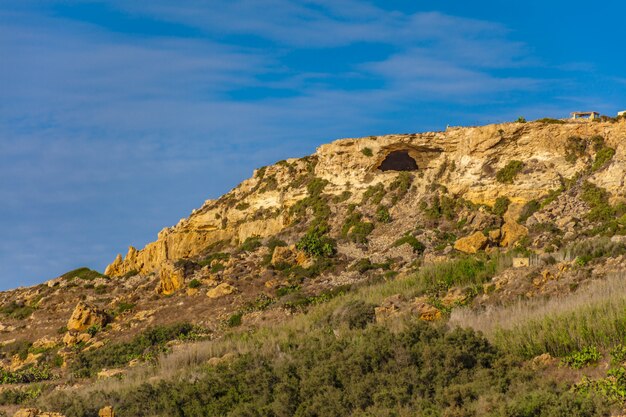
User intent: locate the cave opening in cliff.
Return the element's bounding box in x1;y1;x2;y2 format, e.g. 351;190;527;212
378;150;418;171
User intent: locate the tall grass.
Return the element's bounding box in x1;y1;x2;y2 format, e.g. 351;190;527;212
450;272;626;358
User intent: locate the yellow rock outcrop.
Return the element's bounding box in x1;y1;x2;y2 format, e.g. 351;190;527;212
454;232;488;254
67;302;108;332
105;121;626;278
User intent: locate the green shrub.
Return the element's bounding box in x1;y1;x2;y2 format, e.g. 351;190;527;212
296;227;335;258
516;116;527;123
496;160;524;183
518;199;541;223
392;235;426;254
565;135;587;164
535;117;565;124
70;323;197;378
375;205;391;223
60;267;105;281
43;321;609;417
86;324;101;337
198;252;230;267
0;302;36;320
188;279;201;289
235;202;250;210
388;172;412;204
361;147;373;157
561;346;602;369
115;302;135;315
239;236;262;252
0;367;53;384
350;258;390;273
227;313;243;328
592;146;615;171
492;196;510;216
361;183;386;205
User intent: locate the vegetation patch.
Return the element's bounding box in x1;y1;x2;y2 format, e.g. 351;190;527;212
361;147;373;157
492;196;510;216
61;267;105;281
392;235;426;254
496;160;524;184
70;323;200;378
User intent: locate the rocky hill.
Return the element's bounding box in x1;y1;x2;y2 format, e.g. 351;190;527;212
3;117;626;416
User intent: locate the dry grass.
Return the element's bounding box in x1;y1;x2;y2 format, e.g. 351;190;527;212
450;272;626;357
62;254;509;399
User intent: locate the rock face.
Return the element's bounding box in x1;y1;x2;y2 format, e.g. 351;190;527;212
454;232;488;254
67;302;108;332
156;262;185;295
104;120;626;277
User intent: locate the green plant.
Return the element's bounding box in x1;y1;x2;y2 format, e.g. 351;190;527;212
115;302;136;315
361;183;386;205
516;116;527;123
0;302;36;320
565;135;587;164
535;117;565;124
239;236;262;252
592;146;615;171
561;346;602;369
227;313;243;328
329;300;376;329
86;324;101;337
296;227;335;258
496;160;524;183
60;267;105;281
361;147;373;157
375;205;391;223
198;252;230;267
235;202;250;210
392;235;426;254
518;199;540;223
188;279;201;289
492;196;510;216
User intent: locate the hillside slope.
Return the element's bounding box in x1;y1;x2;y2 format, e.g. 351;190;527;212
3;118;626;416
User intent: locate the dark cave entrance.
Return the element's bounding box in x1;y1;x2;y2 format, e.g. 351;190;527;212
378;150;419;172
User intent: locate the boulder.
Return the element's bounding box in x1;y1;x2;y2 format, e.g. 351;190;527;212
63;331;91;347
98;407;115;417
500;221;528;247
206;283;236;299
13;410;39;417
454;232;488;254
156;262;185;295
271;245;312;268
67;302;108;332
411;297;442;321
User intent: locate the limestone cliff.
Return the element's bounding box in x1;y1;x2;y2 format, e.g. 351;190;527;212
105;120;626;277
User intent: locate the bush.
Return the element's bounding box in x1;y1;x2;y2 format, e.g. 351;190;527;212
239;236;262;252
392;235;426;254
0;302;36;320
561;346;602;369
43;321;609;417
518;199;541;223
70;323;197;378
496;160;524;183
188;279;201;289
516;116;527;123
296;227;335;258
235;202;250;210
342;212;375;244
565;136;587;164
60;267;105;281
361;147;373;157
493;196;511;216
227;313;243;328
592;146;615;171
375;205;391;223
535;117;565;124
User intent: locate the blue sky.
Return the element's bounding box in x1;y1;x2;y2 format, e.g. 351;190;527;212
1;1;625;290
